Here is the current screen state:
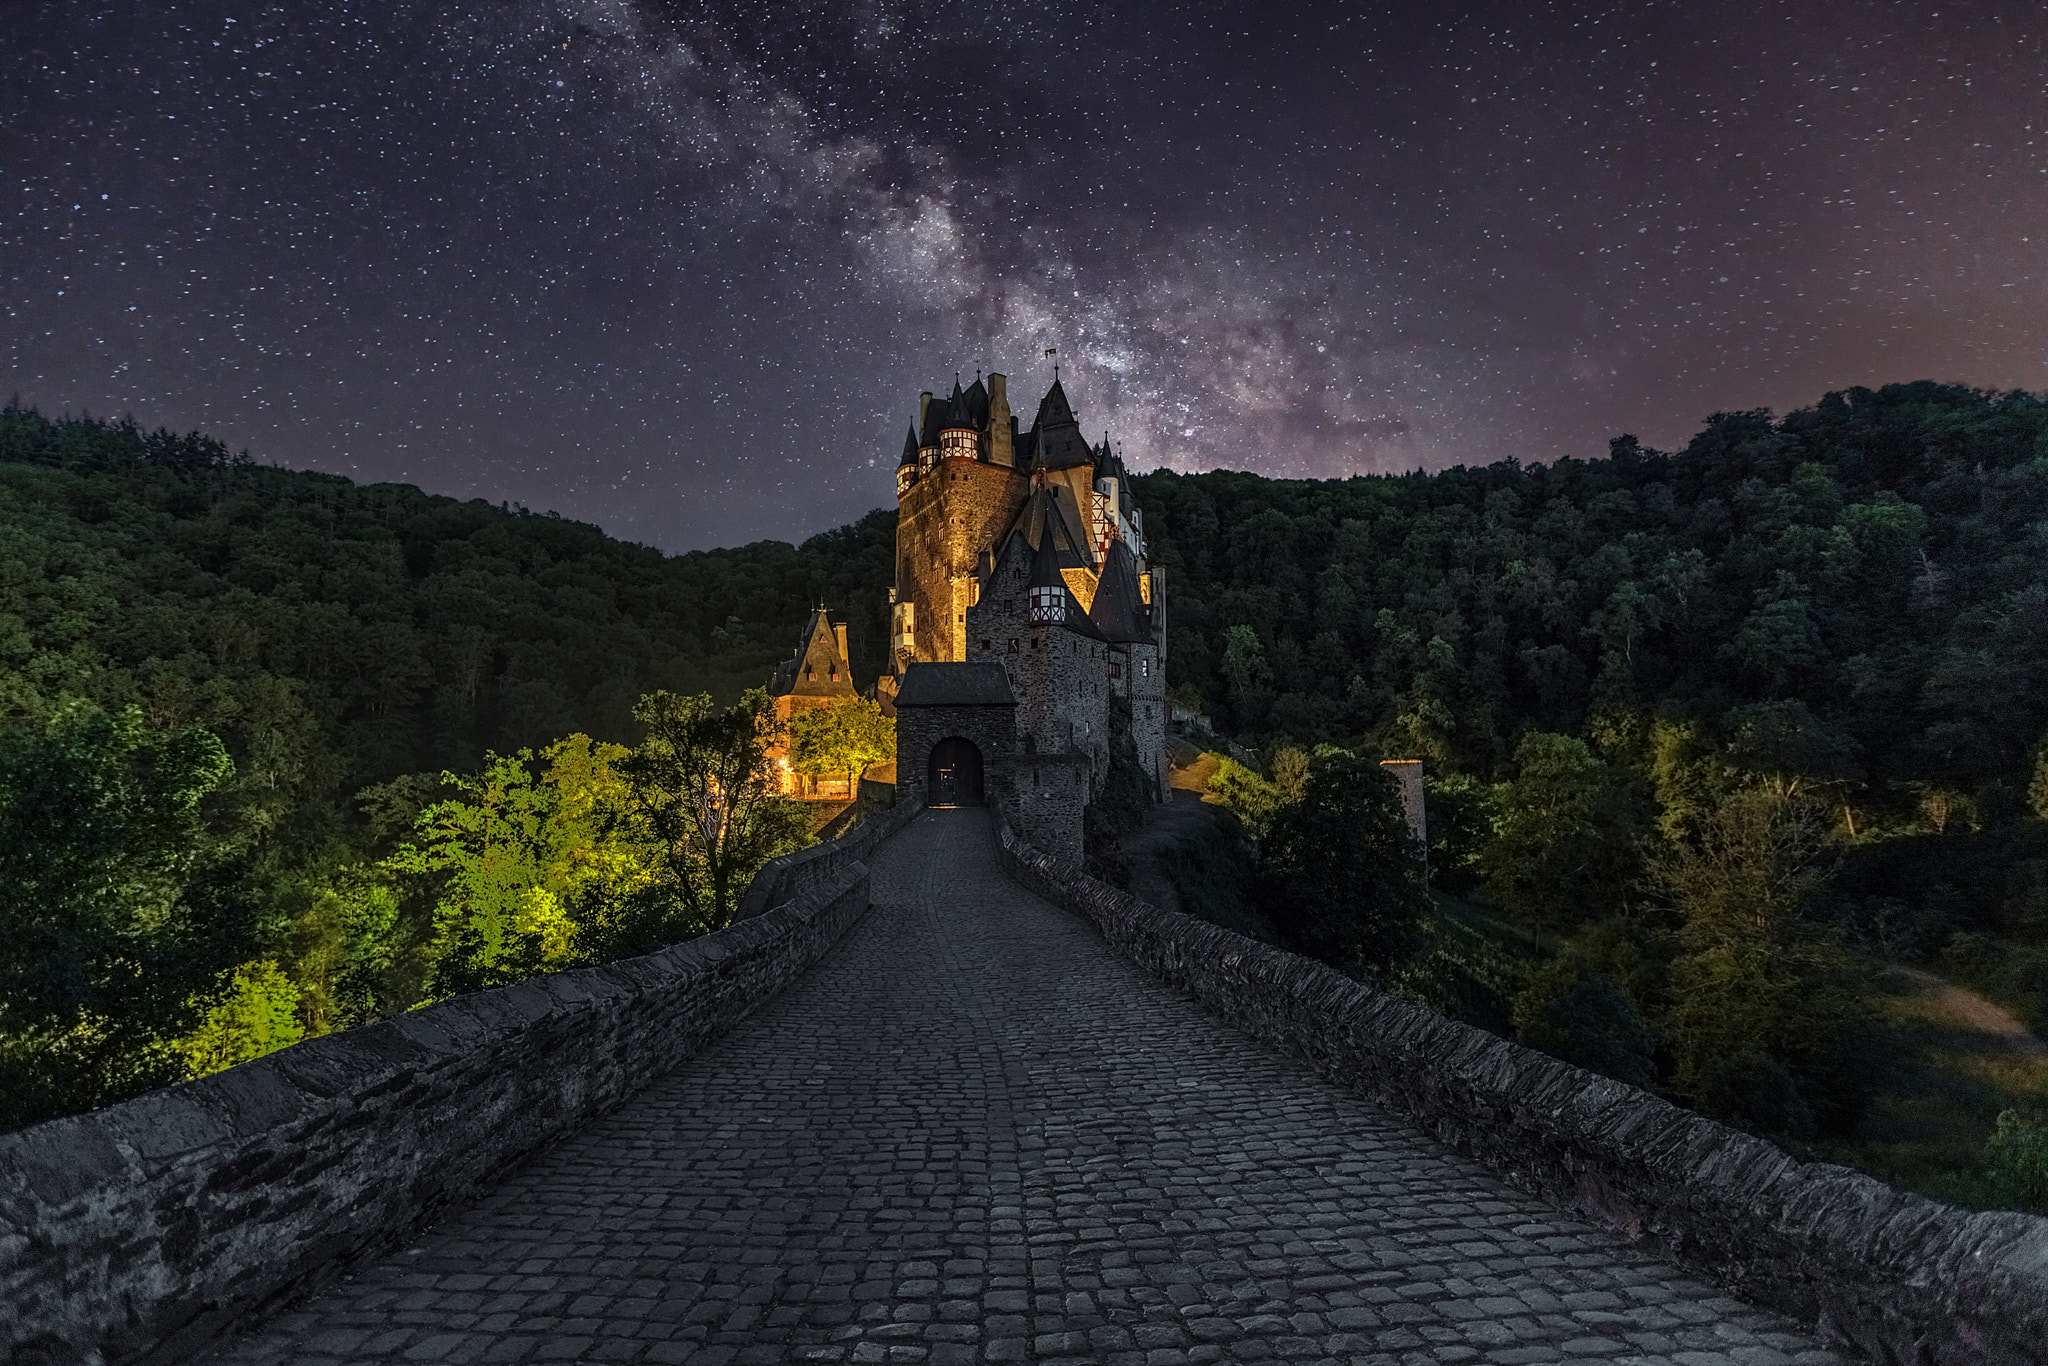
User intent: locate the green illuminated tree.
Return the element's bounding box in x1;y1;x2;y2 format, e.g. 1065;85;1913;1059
391;733;664;996
620;689;813;931
787;695;896;794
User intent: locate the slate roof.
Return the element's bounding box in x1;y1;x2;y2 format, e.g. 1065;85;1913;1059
899;425;920;466
894;660;1016;708
1088;536;1150;643
1012;488;1107;640
768;608;856;698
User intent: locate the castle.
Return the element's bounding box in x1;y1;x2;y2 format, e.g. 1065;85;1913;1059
765;369;1169;856
882;370;1169;858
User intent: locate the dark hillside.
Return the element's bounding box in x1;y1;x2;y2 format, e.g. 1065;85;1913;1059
0;403;897;854
1136;382;2048;808
1132;382;2048;1201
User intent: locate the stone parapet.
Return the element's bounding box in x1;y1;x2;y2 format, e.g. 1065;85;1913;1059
0;863;874;1365
989;812;2048;1366
732;787;917;922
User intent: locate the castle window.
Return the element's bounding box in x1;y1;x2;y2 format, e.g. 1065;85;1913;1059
1007;638;1018;653
1141;658;1150;678
980;639;991;653
805;666;813;681
1028;584;1064;624
1108;658;1122;680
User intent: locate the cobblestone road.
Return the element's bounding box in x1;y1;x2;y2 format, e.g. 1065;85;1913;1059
210;808;1848;1366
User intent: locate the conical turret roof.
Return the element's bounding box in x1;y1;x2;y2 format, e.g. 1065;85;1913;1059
1088;536;1149;642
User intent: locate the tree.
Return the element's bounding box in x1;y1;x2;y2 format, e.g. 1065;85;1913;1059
1255;750;1429;974
1983;1089;2048;1213
177;959;304;1080
1646;790;1872;1138
1476;733;1645;938
391;734;664;996
2030;733;2048;823
620;689;813;931
787;695;895;794
0;701;257;1128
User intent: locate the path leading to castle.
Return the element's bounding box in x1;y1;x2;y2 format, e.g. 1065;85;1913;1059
209;809;1847;1366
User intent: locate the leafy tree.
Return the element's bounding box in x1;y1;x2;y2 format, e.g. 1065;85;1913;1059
1255;750;1429;974
620;689;813;931
2030;734;2048;823
1476;733;1645;938
1647;791;1872;1137
392;734;664;995
1983;1089;2048;1213
283;869;405;1035
1206;754;1283;841
0;701;257;1126
787;695;896;793
1511;918;1663;1087
177;959;304;1080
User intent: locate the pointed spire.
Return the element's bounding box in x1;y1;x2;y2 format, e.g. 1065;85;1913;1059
900;424;919;466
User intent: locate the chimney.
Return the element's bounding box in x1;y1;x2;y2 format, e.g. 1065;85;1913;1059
834;622;849;663
988;373;1014;467
918;391;932;434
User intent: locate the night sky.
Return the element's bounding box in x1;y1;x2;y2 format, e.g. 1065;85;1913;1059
8;2;2045;550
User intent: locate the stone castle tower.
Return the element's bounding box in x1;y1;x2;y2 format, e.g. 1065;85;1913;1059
885;370;1169;854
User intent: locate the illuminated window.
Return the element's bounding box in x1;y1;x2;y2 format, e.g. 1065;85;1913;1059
1141;658;1150;678
1029;585;1064;623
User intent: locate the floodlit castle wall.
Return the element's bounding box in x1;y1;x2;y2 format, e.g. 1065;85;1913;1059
895;458;1026;665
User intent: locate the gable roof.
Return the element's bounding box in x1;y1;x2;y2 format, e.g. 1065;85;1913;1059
894;660;1016;707
768;608;856;698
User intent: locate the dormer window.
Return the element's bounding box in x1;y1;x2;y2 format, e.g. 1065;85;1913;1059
1029;584;1065;623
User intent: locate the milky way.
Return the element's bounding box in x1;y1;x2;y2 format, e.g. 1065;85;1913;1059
7;1;2045;548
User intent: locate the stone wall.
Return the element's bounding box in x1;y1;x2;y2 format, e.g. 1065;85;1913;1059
1009;749;1088;865
989;812;2048;1366
895;457;1027;663
732;790;918;921
1;864;876;1366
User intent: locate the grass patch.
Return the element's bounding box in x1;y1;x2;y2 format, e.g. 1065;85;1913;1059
1820;970;2048;1209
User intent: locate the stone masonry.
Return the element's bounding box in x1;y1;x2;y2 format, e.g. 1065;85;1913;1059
197;809;1859;1366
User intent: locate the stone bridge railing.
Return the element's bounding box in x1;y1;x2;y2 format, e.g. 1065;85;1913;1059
989;806;2048;1366
0;799;916;1366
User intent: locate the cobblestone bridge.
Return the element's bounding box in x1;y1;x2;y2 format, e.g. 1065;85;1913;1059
209;809;1846;1366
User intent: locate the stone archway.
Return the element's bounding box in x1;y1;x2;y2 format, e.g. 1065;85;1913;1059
926;737;985;808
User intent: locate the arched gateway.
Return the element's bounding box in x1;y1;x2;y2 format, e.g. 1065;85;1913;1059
893;660;1016;816
927;737;985;807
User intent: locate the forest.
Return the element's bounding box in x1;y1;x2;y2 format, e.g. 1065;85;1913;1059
0;403;881;1128
1128;381;2048;1209
2;384;2045;1211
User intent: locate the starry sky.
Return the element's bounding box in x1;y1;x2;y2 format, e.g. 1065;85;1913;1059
7;2;2045;550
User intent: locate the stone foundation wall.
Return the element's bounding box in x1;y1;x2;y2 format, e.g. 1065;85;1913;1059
989;813;2048;1366
0;865;874;1366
